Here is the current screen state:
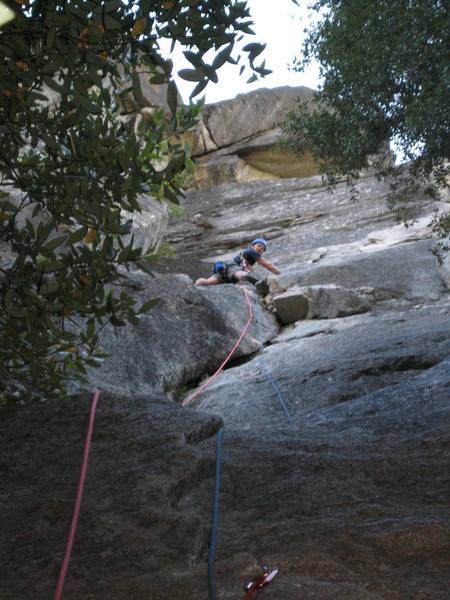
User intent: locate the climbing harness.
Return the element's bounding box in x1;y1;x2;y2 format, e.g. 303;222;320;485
243;567;279;599
54;389;102;600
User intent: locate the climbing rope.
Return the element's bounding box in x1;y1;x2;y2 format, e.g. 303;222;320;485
54;389;102;600
258;348;293;423
181;286;254;407
183;285;291;599
208;426;224;600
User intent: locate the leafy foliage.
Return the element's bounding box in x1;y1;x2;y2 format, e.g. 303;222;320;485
0;0;265;402
283;0;450;201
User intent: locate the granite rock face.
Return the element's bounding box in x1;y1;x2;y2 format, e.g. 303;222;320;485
273;284;370;323
2;115;450;599
85;272;278;399
187;86;320;188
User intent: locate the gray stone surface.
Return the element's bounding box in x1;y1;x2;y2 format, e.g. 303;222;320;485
264;239;446;305
192;302;450;429
124;193;169;251
3;88;450;600
87;273;278;398
164;173;446;282
200;86;315;152
439;252;450;288
273;284;370;323
2;358;449;599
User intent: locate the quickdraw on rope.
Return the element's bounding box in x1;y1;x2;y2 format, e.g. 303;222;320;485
54;389;102;600
242;567;279;599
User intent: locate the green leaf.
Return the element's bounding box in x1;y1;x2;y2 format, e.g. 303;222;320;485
78;93;102;114
6;305;25;318
43;235;68;251
67;227;88;245
203;64;218;83
103;14;121;29
150;72;168;85
212;44;234;69
87;318;96;338
41;260;65;273
167;81;178;116
183;50;204;68
138;297;159;313
118;150;130;170
44;302;64;313
190;78;208;98
178;68;204;82
243;42;265;59
132;71;144;105
41;281;60;295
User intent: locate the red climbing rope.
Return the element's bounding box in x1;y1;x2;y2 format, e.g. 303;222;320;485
54;389;102;600
182;287;254;407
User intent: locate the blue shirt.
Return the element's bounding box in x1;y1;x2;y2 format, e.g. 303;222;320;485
233;248;262;269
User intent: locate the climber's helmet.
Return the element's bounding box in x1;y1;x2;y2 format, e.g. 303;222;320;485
251;238;268;253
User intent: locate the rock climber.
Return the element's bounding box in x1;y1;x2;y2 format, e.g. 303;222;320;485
194;238;281;286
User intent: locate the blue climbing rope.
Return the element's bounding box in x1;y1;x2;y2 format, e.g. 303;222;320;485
204;288;292;600
259;351;294;424
208;426;224;600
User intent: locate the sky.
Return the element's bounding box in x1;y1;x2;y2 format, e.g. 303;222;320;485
162;0;322;105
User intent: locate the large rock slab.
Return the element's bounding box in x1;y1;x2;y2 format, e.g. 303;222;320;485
273;284;370;323
184;87;320;188
2;361;449;600
163;173;446;282
264;239;447;306
192;302;450;429
196;86;316;153
86;273;278;398
209;359;450;599
0;392;223;600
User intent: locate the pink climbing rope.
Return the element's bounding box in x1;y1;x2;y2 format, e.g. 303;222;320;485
54;389;102;600
182;287;254;407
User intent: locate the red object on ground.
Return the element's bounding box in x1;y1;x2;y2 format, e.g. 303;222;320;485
54;389;102;600
242;568;279;599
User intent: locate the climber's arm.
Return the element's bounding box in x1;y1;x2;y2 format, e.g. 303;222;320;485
256;257;281;275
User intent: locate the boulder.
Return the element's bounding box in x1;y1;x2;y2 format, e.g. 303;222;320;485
84;273;279;399
187;86;320;188
192;302;450;429
200;86;315;151
273;284;370;323
264;239;446;306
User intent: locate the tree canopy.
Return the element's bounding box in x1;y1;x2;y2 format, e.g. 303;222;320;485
0;0;267;402
284;0;450;190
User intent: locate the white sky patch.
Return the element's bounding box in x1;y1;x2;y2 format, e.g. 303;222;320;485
160;0;321;104
0;1;15;27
